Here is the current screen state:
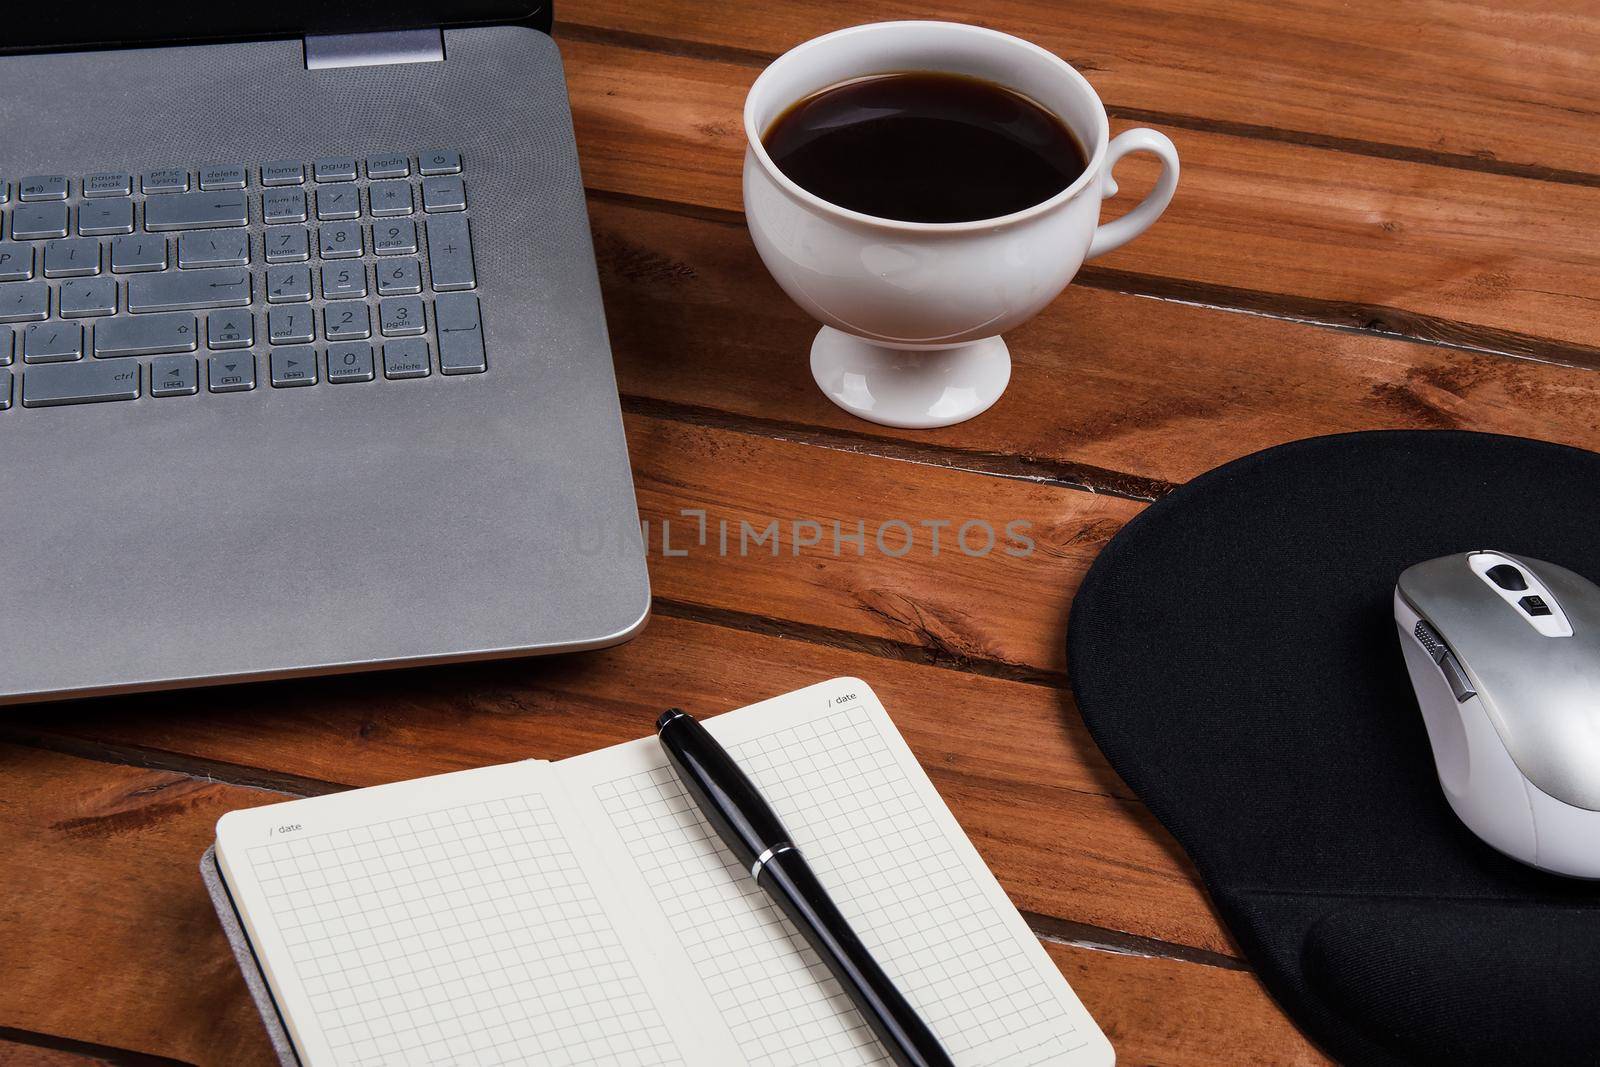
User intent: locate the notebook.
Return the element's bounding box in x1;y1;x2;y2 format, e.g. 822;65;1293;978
206;677;1113;1066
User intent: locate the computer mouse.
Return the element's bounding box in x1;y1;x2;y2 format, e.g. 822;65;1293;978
1395;550;1600;878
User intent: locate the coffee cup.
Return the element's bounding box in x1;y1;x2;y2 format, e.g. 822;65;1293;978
743;21;1179;428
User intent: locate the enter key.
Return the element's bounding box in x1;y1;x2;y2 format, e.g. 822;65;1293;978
435;292;486;375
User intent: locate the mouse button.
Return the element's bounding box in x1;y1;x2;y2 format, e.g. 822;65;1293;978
1396;556;1489;622
1436;651;1476;703
1474;651;1600;812
1518;594;1552;617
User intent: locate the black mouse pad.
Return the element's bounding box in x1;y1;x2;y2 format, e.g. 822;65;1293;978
1067;431;1600;1066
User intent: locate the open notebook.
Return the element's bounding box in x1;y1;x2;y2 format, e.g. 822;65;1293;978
206;678;1112;1066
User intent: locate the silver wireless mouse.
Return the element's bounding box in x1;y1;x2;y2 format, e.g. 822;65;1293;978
1395;550;1600;878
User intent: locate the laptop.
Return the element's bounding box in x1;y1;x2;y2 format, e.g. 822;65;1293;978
0;3;651;704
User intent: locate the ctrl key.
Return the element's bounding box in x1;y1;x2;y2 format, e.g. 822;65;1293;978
23;360;140;407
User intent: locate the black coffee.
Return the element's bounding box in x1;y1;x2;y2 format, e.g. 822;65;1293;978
763;71;1087;224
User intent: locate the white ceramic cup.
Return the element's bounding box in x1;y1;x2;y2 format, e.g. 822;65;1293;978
743;21;1180;429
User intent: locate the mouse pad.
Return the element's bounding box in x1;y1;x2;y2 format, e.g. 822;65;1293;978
1066;430;1600;1066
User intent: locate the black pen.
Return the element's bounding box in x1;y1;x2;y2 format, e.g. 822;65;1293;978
656;708;955;1067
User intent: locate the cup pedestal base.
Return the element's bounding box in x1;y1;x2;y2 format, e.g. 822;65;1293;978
808;327;1011;429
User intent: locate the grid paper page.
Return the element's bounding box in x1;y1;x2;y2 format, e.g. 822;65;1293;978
586;685;1099;1067
236;790;684;1066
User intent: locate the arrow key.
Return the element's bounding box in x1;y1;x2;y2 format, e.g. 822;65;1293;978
150;354;198;397
270;347;318;388
207;352;256;393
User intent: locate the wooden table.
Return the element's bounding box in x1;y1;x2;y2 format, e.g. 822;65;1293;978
5;3;1599;1063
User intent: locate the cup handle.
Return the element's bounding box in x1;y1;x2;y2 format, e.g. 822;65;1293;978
1087;128;1180;260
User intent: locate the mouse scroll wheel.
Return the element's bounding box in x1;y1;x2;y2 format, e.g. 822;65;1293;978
1486;563;1528;590
1413;621;1477;703
1413;621;1449;662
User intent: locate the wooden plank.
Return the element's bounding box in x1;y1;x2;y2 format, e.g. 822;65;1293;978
0;745;1322;1065
0;1037;116;1067
1050;942;1327;1066
558;35;1600;356
594;196;1600;491
0;746;278;1066
9;612;1229;956
626;416;1137;677
558;0;1600;183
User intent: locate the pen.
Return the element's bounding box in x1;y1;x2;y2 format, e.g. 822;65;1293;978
656;708;956;1067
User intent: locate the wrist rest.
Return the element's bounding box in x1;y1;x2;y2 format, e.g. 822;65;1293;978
1068;430;1600;1066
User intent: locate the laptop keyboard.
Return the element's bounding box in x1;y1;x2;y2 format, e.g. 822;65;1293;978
0;150;486;410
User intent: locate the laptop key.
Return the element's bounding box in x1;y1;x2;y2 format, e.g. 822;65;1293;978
435;292;487;374
368;181;413;217
379;297;425;336
44;238;101;278
327;342;375;383
178;231;250;268
373;219;418;256
207;352;255;392
23;321;84;363
318;225;362;259
22;359;139;406
0;281;49;322
382;337;431;379
313;157;358;183
321;263;367;300
0;326;10;365
261;161;305;187
150;354;199;396
315;187;360;221
142;168;189;193
79;199;135;236
0;243;35;281
84;173;133;198
12;203;70;240
425;216;475;291
270;347;318;387
325;303;371;340
94;312;196;357
207;310;254;349
128;267;250;312
144;190;248;231
20;176;68;201
264;226;310;264
263;189;307;225
268;307;315;345
376;259;422;296
266;266;313;303
421;176;466;212
111;235;167;273
0;370;9;409
199;164;248;191
58;277;118;318
419;150;462;176
366;153;410;180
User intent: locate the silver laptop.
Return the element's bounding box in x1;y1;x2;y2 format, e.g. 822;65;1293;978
0;4;651;704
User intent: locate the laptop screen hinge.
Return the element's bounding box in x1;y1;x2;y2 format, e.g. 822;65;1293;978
304;29;444;70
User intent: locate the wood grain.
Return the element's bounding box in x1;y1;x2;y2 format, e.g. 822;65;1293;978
0;745;1324;1066
593;196;1600;492
558;0;1600;184
0;1037;120;1067
0;746;276;1066
6;611;1231;957
557;35;1600;356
